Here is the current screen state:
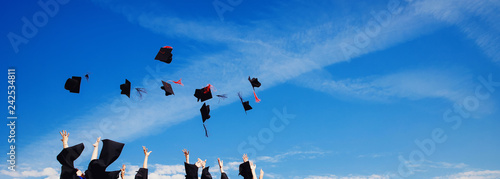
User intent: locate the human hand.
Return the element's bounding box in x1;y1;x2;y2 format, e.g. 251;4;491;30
93;137;101;148
243;154;249;162
143;146;152;157
60;130;69;148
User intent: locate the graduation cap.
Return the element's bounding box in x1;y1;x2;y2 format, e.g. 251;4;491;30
248;76;261;88
216;94;227;103
120;79;131;98
64;76;82;93
160;81;174;96
154;46;173;64
200;103;210;137
238;92;252;114
84;72;91;82
248;76;262;103
194;84;214;102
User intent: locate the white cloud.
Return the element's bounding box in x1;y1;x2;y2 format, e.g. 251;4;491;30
304;174;390;179
257;150;329;163
433;170;500;179
0;167;59;179
296;68;472;103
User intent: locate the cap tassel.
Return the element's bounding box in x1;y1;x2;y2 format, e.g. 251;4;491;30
203;124;209;137
253;90;261;103
172;78;183;86
203;84;217;94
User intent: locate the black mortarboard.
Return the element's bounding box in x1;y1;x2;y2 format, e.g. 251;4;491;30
238;92;252;114
194;84;213;102
216;94;227;103
200;103;211;123
200;103;210;137
120;79;131;98
161;81;174;96
154;46;173;64
85;72;90;82
248;76;261;88
65;76;82;93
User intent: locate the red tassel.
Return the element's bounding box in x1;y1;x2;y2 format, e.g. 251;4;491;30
203;84;216;94
172;78;183;86
253;90;261;103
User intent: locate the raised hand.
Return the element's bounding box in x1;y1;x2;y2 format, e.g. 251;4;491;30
250;161;256;170
59;130;69;148
243;154;249;162
143;146;152;157
182;149;190;163
93;137;101;148
218;158;224;173
195;158;206;168
120;164;126;179
259;169;264;179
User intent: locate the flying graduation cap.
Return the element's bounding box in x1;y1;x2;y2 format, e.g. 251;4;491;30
194;84;214;102
85;72;91;82
160;81;174;96
200;103;211;137
216;94;227;103
238;92;252;114
120;79;131;98
154;46;173;64
248;76;262;103
64;76;82;93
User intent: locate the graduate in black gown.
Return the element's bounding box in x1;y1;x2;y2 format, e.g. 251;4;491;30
84;137;125;179
57;130;86;179
120;146;151;179
217;158;228;179
183;149;212;179
238;154;264;179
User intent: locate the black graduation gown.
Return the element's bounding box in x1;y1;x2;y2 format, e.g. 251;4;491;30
220;172;228;179
201;167;212;179
184;162;198;179
238;161;253;179
57;143;85;179
85;139;125;179
135;168;148;179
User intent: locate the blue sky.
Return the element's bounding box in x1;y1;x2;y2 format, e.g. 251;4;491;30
1;0;500;178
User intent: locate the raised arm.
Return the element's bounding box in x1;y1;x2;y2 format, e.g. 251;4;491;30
142;146;152;169
259;169;264;179
121;164;126;179
182;149;189;164
197;158;207;169
243;154;249;163
60;130;69;148
218;158;224;173
250;161;257;179
91;137;101;160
